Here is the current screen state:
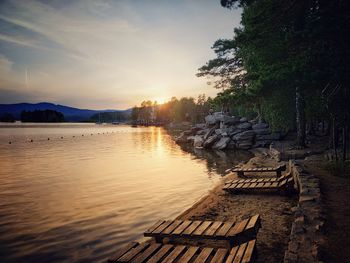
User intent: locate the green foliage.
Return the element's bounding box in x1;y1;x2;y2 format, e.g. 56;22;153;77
198;0;350;139
132;95;213;124
90;112;126;123
21;110;65;122
0;112;15;122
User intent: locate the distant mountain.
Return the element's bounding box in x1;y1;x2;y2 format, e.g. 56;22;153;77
0;102;131;122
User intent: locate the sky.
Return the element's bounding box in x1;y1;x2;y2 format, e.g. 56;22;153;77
0;0;241;110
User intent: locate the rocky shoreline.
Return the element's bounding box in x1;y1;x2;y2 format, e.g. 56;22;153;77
175;112;284;150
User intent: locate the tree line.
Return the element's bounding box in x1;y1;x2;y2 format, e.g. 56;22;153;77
197;0;350;160
21;110;65;122
131;95;215;124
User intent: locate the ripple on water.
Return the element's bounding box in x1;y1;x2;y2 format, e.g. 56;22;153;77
0;124;251;262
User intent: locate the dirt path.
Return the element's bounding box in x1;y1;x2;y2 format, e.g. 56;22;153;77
303;156;350;263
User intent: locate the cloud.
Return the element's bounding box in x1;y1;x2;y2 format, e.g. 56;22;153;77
0;0;241;109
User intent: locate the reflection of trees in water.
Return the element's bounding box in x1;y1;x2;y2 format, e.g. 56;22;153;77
179;144;252;176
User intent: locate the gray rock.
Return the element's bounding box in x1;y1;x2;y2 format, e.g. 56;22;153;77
253;128;271;135
205;115;216;125
212;137;231;150
193;135;204;148
215;129;223;135
187;136;195;143
228;128;246;137
195;123;206;129
223;115;240;125
203;134;219;148
236;122;252;129
196;129;206;135
203;127;216;141
240;117;247;122
175;132;188;143
226;140;236;149
252;123;269;130
256;132;282;140
232;130;255;141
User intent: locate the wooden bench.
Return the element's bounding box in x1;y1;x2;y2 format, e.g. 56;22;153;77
228;164;286;177
143;215;260;249
108;239;256;263
223;172;294;193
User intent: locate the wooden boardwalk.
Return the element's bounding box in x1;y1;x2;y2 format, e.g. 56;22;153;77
108;239;256;263
144;215;260;248
223;173;294;193
229;164;286;177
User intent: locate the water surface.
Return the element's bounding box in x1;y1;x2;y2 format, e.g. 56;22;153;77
0;123;250;262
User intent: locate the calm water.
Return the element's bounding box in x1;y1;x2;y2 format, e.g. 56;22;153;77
0;123;250;262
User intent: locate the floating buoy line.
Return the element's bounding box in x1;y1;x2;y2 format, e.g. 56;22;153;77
5;130;117;145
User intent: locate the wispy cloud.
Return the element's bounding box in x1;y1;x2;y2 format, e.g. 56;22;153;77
0;0;241;109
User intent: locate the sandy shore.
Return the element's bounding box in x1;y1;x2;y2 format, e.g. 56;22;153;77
176;149;297;262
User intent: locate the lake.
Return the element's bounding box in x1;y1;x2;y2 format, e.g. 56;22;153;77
0;123;250;262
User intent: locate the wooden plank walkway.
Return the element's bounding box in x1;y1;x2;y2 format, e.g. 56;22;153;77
144;215;260;248
228;164;286;177
223;173;294;193
108;239;256;263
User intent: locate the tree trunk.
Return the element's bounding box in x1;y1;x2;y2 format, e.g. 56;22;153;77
296;86;306;147
343;125;347;161
332;117;338;161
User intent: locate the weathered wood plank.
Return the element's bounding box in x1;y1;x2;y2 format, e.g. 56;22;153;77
132;243;161;263
232;242;247;263
226;218;249;237
177;246;199;263
210;248;228;263
145;221;165;235
108;242;139;262
216;222;235;236
245;214;260;231
147;245;173;263
152;221;174;234
162;220;183;235
161;245;186;263
225;246;239;263
192;221;212;236
172;221;192;235
241;240;256;263
182;221;202;235
193;248;214;263
118;242;149;262
204;221;223;236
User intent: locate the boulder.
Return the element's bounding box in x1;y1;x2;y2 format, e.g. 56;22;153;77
252;123;269;130
256;132;282;140
195;123;206;129
205;115;216;125
228;128;246;137
212;137;231;150
226;140;236;150
203;127;216;141
203;134;219;148
222;115;240;125
236;140;253;150
187;136;195;143
236;122;252;129
232;130;255;141
193;135;204;148
175;132;188;143
213;112;225;122
253;128;271;135
240;117;248;122
196;129;206;135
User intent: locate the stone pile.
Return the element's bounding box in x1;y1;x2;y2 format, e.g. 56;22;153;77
175;112;283;150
